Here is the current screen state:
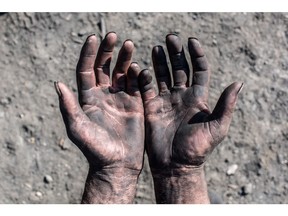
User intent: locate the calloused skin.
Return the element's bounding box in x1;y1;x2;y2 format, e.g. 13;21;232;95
55;32;145;203
129;34;243;203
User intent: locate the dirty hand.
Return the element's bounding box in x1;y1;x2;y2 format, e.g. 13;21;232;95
55;32;144;203
136;34;243;203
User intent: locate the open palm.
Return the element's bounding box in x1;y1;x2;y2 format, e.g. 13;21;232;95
137;34;243;174
55;33;144;171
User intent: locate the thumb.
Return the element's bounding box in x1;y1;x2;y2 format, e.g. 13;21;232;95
210;82;243;131
54;81;86;128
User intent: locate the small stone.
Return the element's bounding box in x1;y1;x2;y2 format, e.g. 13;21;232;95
58;138;70;150
18;113;24;118
242;183;253;195
28;137;35;144
226;164;238;176
277;153;288;165
38;115;45;122
228;184;238;190
44;175;53;184
35;191;42;197
212;39;218;46
71;32;77;37
0;97;11;106
24;183;32;189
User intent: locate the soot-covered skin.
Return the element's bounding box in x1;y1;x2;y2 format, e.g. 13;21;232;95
55;32;144;203
133;34;243;203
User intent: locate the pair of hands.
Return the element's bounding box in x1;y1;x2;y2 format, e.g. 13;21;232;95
55;32;243;204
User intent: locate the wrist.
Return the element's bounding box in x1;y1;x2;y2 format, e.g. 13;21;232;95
152;166;210;204
82;166;140;204
151;164;205;178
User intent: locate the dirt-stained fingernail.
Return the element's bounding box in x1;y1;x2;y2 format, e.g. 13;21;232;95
189;37;199;41
87;34;96;40
124;39;133;44
189;37;201;47
237;83;244;95
166;33;179;38
105;31;116;37
130;62;139;67
54;81;62;97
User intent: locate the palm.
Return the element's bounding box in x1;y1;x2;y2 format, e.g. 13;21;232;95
74;87;144;169
56;33;144;171
145;88;214;169
140;35;242;172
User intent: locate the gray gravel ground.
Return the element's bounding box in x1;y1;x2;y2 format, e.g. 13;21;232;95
0;12;287;203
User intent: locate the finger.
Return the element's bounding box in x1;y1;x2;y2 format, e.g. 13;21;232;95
112;39;134;91
188;37;210;101
152;45;171;93
138;69;157;102
76;34;97;92
54;81;86;129
166;34;190;87
210;82;243;135
95;32;117;86
127;62;141;97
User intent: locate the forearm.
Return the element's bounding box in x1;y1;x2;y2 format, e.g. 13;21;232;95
82;166;139;204
152;167;210;204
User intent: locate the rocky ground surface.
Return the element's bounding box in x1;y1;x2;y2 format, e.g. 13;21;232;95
0;12;288;204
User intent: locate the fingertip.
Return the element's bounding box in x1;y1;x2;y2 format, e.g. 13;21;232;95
54;81;62;97
152;45;162;53
166;33;179;39
55;82;73;100
129;62;140;70
56;81;64;90
152;45;167;63
188;37;201;46
128;62;141;78
105;31;117;42
123;39;134;51
152;45;164;55
166;34;182;53
100;32;117;52
237;82;244;95
188;37;204;57
228;82;244;95
86;34;97;43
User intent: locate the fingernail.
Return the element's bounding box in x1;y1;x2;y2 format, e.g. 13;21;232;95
105;31;116;38
188;37;198;41
131;62;139;66
124;39;133;44
237;83;244;95
188;37;201;48
153;45;164;52
166;33;179;38
54;81;62;97
87;33;96;39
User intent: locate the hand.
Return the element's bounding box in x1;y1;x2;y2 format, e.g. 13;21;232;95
135;34;243;203
55;32;144;203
